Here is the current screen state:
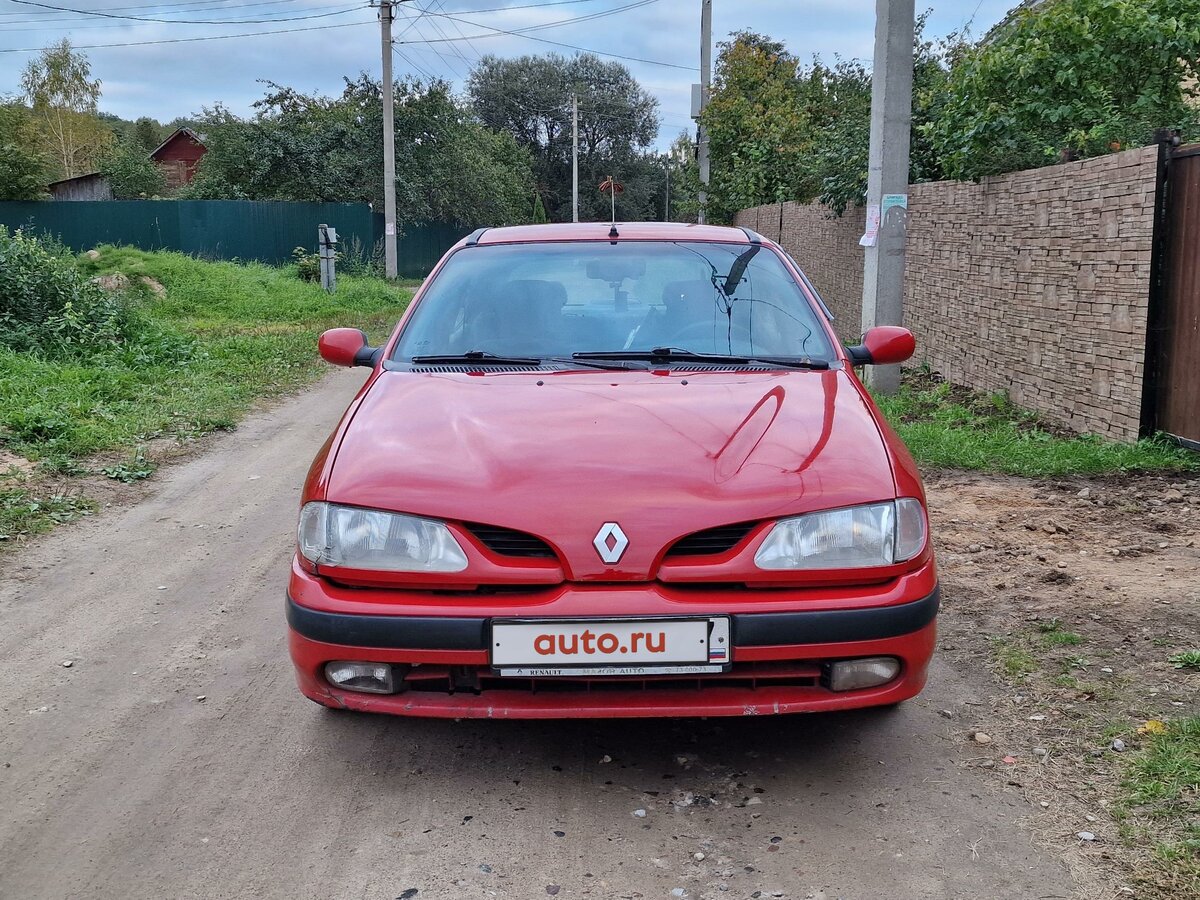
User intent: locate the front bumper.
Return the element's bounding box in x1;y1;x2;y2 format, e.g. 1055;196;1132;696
286;562;939;719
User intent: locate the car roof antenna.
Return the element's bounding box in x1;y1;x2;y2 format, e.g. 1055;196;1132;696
601;174;620;239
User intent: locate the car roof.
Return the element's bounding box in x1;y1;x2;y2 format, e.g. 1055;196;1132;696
462;221;761;247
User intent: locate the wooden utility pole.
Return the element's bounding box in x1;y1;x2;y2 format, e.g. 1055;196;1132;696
860;0;915;394
697;0;712;225
379;0;398;278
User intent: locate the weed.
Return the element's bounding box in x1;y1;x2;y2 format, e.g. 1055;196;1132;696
0;488;93;541
99;449;155;483
1168;651;1200;670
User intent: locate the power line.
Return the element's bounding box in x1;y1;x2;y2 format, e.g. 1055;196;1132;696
0;16;374;51
4;0;366;25
0;0;305;16
396;0;691;71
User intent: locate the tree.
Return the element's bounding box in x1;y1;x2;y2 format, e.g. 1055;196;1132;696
698;33;817;224
0;101;48;200
21;39;110;179
180;75;535;228
132;117;163;152
467;53;660;221
927;0;1200;180
98;138;165;198
692;20;954;221
532;192;549;224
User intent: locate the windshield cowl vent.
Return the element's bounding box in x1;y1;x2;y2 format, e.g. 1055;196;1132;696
407;364;565;374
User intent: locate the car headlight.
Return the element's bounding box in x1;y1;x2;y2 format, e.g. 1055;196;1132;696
298;502;468;573
753;499;926;570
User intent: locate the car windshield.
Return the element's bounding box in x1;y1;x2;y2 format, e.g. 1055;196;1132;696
391;241;834;363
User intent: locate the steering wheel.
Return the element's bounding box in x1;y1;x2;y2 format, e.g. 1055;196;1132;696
669;321;754;351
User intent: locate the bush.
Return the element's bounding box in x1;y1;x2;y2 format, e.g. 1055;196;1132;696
0;226;185;360
291;246;322;282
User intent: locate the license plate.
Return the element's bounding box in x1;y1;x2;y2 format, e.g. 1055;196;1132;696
491;617;731;676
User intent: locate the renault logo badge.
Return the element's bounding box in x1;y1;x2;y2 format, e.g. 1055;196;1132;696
593;522;629;564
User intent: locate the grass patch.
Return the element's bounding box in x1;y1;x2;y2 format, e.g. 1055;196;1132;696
1120;717;1200;893
2;247;412;466
0;488;93;542
991;637;1038;680
0;244;411;547
873;375;1199;476
1038;618;1086;646
1169;651;1200;670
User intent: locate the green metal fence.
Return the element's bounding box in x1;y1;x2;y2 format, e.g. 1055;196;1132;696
0;200;469;278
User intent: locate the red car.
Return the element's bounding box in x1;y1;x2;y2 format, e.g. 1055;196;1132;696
287;222;937;718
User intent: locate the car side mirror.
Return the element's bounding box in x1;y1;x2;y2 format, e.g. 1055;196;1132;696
318;328;378;368
846;326;916;366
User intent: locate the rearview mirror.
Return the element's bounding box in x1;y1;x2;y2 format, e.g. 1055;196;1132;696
846;326;916;366
318;328;378;368
586;257;646;283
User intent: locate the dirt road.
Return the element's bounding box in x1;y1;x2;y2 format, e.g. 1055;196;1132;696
0;371;1080;900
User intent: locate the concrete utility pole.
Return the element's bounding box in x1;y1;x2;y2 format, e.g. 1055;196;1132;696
697;0;712;225
379;0;398;279
572;94;579;223
860;0;915;394
664;163;670;222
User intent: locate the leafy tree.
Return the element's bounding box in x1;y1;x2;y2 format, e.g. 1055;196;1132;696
699;33;818;224
694;20;954;220
0;101;48;200
928;0;1200;180
20;39;111;178
181;75;534;228
98;138;165;199
132;117;163;152
467;53;660;221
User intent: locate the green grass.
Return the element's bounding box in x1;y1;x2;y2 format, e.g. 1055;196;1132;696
1120;717;1200;893
991;637;1038;680
2;247;412;466
874;377;1199;476
1037;619;1086;647
1169;651;1200;670
0;488;93;542
0;246;412;544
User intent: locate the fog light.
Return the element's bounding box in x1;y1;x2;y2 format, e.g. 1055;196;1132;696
827;657;901;692
324;661;395;694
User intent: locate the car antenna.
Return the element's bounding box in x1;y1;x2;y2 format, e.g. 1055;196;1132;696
600;175;622;239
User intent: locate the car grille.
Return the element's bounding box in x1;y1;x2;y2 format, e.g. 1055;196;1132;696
400;661;823;695
665;523;757;557
464;523;557;558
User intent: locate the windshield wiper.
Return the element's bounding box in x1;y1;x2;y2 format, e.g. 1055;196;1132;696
547;356;649;371
410;350;542;366
574;348;830;370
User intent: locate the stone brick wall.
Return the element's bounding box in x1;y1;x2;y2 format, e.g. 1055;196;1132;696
736;146;1160;441
736;202;866;342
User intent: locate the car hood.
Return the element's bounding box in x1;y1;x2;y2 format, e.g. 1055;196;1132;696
327;369;897;580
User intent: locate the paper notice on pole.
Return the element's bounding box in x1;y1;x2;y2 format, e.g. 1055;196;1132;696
882;193;908;215
385;223;396;236
859;204;881;247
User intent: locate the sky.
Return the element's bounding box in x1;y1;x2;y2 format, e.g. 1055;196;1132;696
0;0;1017;149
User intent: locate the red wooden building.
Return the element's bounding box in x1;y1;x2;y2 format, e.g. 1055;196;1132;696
150;127;207;189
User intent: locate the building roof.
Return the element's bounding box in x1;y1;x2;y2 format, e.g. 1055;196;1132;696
149;126;207;160
47;171;107;187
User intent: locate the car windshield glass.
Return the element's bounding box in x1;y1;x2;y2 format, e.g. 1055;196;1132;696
391;241;834;363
